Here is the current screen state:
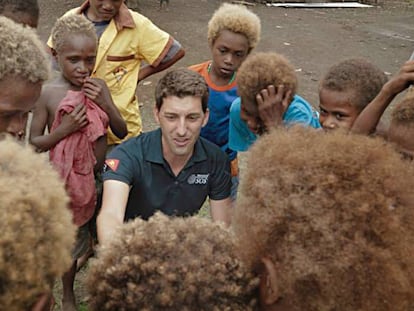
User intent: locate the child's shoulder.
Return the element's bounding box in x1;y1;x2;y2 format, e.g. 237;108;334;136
40;78;70;109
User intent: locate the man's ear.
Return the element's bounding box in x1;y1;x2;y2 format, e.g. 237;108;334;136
153;107;160;124
202;108;210;127
259;256;280;306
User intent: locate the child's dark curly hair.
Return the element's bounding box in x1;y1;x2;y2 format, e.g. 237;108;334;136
236;52;297;108
320;58;388;111
87;213;259;311
0;138;76;310
233;127;414;311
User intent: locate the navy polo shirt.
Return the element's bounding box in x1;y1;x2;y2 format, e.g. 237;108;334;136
103;128;231;221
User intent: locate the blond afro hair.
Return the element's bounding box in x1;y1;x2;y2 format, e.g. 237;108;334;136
87;213;259;311
237;52;297;108
207;3;261;52
233;127;414;311
0;138;76;310
0;16;49;83
51;14;97;53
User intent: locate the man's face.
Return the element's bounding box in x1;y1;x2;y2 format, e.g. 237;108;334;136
55;34;97;88
87;0;123;22
0;76;42;139
154;96;209;161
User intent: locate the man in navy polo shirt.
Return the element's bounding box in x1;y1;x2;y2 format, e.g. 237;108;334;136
97;68;232;244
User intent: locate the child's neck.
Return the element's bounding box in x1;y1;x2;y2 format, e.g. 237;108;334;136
56;75;83;92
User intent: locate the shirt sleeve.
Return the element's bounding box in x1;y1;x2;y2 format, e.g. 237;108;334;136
208;152;232;200
228;97;257;152
135;16;171;66
283;95;321;128
102;143;137;185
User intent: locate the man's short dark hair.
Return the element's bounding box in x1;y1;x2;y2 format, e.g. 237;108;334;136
155;68;209;112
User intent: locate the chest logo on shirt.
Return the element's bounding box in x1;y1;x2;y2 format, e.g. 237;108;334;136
187;174;209;185
112;66;128;83
105;159;120;172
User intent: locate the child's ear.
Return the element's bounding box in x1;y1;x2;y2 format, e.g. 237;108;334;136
51;48;58;59
259;256;281;307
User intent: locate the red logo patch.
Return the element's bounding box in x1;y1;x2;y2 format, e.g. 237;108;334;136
105;159;119;172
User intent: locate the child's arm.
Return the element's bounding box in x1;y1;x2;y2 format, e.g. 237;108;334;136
352;60;414;135
256;84;292;133
83;77;127;139
137;39;185;82
30;91;88;152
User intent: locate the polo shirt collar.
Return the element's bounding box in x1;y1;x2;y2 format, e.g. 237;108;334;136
145;129;208;165
78;0;135;31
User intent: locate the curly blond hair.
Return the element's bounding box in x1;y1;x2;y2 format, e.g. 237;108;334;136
51;14;97;53
233;127;414;311
236;52;297;107
207;3;261;52
0;138;76;310
320;58;388;111
0;16;49;83
87;213;259;311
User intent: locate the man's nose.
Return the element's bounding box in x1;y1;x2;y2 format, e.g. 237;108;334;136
176;118;187;136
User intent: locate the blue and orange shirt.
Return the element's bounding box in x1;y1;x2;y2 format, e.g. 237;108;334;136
189;61;238;161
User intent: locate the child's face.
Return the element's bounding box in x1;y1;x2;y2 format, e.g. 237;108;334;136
210;29;249;81
0;76;42;139
88;0;123;22
240;98;265;135
318;87;360;131
55;34;97;88
388;123;414;161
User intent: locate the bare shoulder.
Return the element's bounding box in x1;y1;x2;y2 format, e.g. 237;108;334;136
40;78;70;112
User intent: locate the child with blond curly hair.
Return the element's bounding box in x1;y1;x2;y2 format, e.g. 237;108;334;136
0;138;75;311
233;127;414;310
189;3;261;199
229;52;320;152
87;213;259;311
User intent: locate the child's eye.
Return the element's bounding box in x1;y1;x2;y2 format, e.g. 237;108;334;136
68;57;78;63
335;113;345;120
235;52;246;58
87;57;96;64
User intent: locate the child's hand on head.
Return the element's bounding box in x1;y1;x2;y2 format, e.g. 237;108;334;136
83;77;114;112
256;84;292;132
60;104;88;135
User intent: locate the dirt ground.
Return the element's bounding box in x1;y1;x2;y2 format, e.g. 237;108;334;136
36;0;414;309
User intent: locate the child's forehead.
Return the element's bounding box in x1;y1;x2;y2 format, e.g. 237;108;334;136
58;33;97;51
